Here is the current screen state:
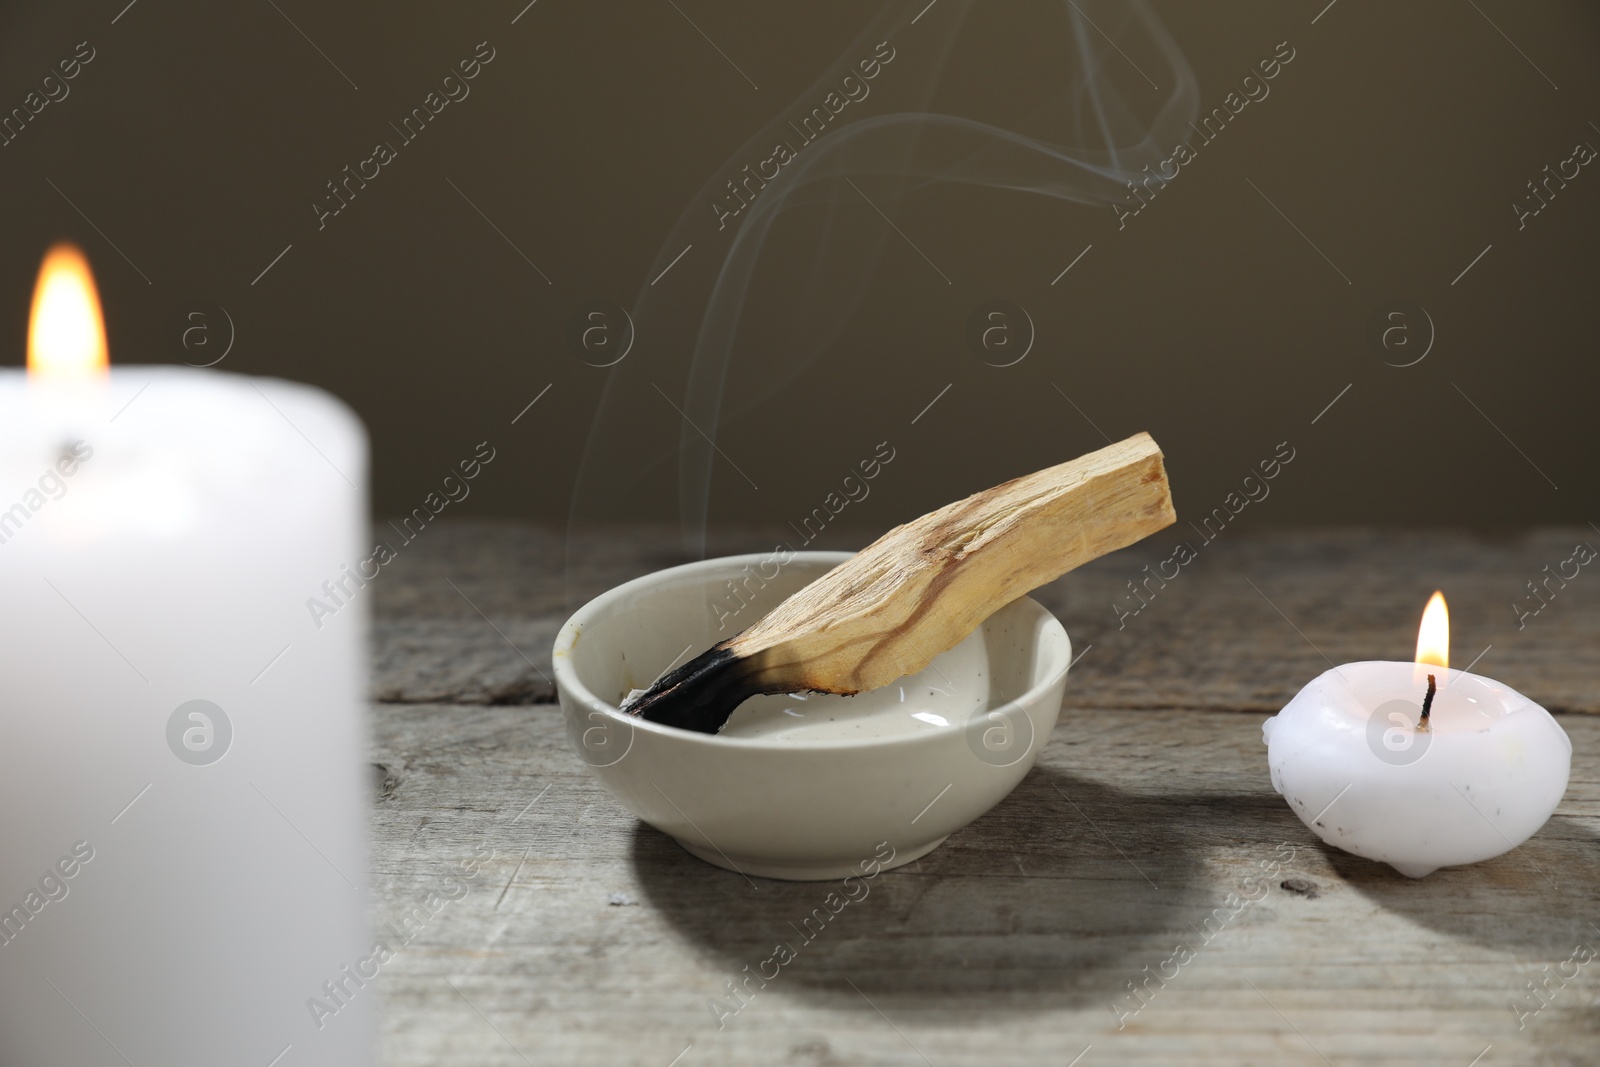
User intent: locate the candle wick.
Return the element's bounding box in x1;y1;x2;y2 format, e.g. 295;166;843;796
1418;673;1437;732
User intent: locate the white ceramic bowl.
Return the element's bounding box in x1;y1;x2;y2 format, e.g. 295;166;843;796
552;552;1072;880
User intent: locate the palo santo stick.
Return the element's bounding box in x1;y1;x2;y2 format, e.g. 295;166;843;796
627;432;1176;733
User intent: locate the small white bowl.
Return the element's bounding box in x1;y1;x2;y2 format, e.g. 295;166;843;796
552;552;1072;881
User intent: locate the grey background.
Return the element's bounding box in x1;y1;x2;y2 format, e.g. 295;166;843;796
0;0;1595;540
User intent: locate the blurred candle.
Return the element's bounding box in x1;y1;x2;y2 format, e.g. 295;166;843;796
0;244;372;1064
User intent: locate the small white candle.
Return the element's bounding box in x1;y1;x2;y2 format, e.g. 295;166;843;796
0;246;372;1062
1263;592;1571;878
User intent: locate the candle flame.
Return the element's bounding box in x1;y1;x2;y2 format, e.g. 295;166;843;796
27;243;108;380
1415;591;1449;670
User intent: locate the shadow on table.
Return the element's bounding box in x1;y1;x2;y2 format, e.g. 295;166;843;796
1321;812;1600;956
627;748;1600;1017
629;762;1289;1014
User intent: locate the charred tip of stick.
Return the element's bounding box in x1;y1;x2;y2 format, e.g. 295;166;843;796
1418;672;1437;732
621;642;762;734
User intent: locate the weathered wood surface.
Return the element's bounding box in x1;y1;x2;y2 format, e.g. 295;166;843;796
372;522;1600;713
367;523;1600;1066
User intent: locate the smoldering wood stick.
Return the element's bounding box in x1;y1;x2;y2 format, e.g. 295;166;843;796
626;432;1177;734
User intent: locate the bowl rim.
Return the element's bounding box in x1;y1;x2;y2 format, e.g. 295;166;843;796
552;550;1072;751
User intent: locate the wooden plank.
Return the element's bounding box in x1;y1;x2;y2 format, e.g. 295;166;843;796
365;523;1600;1064
372;523;1600;714
369;703;1600;1066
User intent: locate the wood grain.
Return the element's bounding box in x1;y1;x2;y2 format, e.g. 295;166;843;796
365;521;1600;1066
629;433;1176;731
370;707;1600;1067
740;432;1173;686
371;522;1600;715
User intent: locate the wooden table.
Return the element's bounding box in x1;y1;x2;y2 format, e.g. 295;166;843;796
368;523;1600;1066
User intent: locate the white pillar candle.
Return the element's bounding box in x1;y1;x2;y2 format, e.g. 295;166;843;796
1262;592;1571;878
0;246;372;1063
